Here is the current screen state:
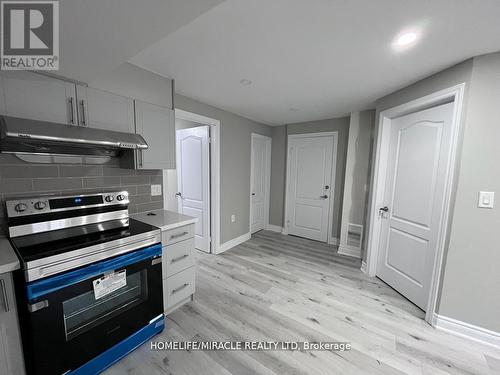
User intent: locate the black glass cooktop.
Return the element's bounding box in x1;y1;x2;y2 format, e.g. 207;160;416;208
10;218;159;265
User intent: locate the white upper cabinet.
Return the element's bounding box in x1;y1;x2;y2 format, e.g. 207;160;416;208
76;86;135;133
0;71;77;125
134;100;175;169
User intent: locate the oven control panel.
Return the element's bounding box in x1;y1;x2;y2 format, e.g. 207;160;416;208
6;191;130;218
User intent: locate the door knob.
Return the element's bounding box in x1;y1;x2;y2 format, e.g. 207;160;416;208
379;206;389;212
175;192;182;197
320;195;328;199
251;193;256;196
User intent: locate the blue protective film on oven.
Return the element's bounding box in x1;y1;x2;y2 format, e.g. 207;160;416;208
69;314;165;375
26;243;162;301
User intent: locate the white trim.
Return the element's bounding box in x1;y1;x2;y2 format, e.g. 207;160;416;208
360;261;367;274
218;232;251;254
434;314;500;349
365;83;466;325
250;133;272;234
266;224;283;233
338;245;362;258
283;132;338;244
172;109;221;255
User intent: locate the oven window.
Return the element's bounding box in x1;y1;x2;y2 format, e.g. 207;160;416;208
62;269;148;341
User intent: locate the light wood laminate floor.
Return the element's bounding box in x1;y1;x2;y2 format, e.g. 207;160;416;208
106;231;500;375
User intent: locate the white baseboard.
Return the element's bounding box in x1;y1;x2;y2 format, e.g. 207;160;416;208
217;232;251;254
338;245;361;258
360;261;367;274
266;224;283;233
328;237;340;246
434;314;500;349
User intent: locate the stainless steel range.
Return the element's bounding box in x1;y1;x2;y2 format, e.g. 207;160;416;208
6;191;164;375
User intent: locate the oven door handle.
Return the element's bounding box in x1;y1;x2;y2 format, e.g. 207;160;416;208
27;243;162;301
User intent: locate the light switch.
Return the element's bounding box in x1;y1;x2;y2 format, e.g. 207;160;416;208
231;214;236;223
478;191;494;209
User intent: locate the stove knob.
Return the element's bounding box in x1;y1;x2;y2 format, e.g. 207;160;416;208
116;194;125;201
15;203;27;212
34;201;47;210
104;195;114;203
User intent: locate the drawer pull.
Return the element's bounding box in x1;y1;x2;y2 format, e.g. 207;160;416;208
170;231;188;240
171;283;189;295
171;254;189;263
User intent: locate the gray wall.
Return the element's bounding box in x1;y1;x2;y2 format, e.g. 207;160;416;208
369;59;474;265
437;52;500;332
0;155;162;234
89;62;173;108
174;94;272;244
339;110;375;257
176;118;205;130
269;117;350;240
348;110;374;226
269;126;287;227
374;56;500;332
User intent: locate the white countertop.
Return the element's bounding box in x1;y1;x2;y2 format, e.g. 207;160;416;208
0;237;20;274
132;209;198;231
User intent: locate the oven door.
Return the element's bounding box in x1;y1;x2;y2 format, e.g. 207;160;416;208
22;243;163;375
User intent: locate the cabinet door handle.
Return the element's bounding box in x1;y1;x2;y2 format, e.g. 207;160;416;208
171;283;189;295
0;279;9;312
68;97;75;124
170;231;188;240
79;100;87;126
171;254;189;263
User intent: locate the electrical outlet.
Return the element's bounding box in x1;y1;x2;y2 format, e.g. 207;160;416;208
151;184;162;196
231;214;236;223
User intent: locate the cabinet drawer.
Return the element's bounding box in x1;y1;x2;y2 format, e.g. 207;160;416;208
164;238;194;277
162;224;195;245
164;267;195;310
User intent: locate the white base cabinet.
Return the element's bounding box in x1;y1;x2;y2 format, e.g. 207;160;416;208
161;224;196;315
0;273;25;375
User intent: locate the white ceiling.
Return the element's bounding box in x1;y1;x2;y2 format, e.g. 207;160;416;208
58;0;224;82
130;0;500;125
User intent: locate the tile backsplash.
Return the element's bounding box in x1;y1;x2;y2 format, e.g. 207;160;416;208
0;154;163;234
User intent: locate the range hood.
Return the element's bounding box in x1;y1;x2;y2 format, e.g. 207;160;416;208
0;115;147;164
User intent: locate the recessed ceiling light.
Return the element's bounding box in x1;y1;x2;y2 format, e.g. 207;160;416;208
240;79;252;86
397;32;417;46
393;31;420;50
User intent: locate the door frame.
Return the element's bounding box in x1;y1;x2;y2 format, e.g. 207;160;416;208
249;133;272;234
173;109;221;254
365;83;465;324
283;131;338;245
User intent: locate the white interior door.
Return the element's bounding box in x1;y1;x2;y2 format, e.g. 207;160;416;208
376;102;454;310
176;126;211;253
250;134;271;234
286;135;334;242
